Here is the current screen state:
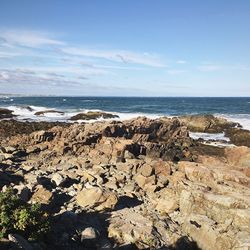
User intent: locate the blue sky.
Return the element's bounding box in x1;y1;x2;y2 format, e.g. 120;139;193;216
0;0;250;96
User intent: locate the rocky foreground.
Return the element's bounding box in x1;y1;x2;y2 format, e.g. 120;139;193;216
0;116;250;250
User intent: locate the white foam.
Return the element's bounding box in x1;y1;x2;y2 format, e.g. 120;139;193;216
189;132;230;141
189;132;235;147
2;105;250;131
215;113;250;131
201;141;235;148
2;105;161;123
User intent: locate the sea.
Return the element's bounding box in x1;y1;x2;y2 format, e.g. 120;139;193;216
1;96;250;141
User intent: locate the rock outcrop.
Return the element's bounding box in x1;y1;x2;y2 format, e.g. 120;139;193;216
70;111;119;121
35;110;65;116
178;114;240;133
0;117;249;249
225;128;250;147
0;108;15;119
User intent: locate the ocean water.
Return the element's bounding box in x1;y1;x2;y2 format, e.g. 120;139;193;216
1;96;250;130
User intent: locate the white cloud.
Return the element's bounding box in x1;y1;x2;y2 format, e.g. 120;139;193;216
0;69;83;87
0;51;22;58
12;66;108;76
176;60;187;64
0;29;65;48
197;64;222;72
0;72;10;80
61;47;166;67
197;62;250;72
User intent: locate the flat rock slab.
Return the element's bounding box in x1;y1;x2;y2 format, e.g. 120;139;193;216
108;207;160;249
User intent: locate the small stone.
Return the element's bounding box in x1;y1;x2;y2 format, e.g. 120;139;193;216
22;164;34;172
4;146;16;153
81;227;99;241
31;186;53;204
139;164;153;177
124;150;135;159
76;187;118;210
134;174;147;188
76;187;103;208
51;173;66;186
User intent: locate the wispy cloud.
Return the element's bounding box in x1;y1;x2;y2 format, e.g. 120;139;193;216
0;71;10;80
1;28;249;96
197;63;222;72
176;60;187;64
0;29;65;48
61;47;166;67
0;69;85;87
0;51;23;58
197;63;250;72
167;69;187;75
2;66;109;77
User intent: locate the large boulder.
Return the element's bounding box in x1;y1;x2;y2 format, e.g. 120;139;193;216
178;114;240;133
225;128;250;147
0;108;15;119
76;187;118;210
35;110;64;116
108;208;161;249
70;111;119;121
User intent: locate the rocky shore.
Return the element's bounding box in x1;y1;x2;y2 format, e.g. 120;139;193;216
0;115;250;249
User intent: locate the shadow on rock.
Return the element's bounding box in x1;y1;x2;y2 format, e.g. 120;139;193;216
169;236;201;250
0;163;24;188
47;210;112;250
114;195;144;211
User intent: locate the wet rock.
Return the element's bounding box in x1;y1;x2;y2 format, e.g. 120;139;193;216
225;128;250;147
178;114;240;133
35;110;64;116
70;111;119;121
0;108;15;119
0;119;69;139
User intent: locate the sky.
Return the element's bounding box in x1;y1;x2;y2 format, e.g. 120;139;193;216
0;0;250;96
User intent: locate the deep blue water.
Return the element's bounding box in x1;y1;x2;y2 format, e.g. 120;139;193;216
0;97;250;129
1;96;250;115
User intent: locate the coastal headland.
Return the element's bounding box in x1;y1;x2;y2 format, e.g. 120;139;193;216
0;114;250;249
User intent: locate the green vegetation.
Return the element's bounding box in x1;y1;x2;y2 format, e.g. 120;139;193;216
0;188;50;241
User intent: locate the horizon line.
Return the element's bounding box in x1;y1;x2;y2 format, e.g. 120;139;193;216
0;94;250;98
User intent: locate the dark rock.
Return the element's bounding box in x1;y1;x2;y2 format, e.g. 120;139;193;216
102;124;127;137
0;119;69;139
8;234;34;250
32;130;55;143
70;111;119;121
35;110;64;116
178;114;241;133
0;108;15;119
225;128;250;147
